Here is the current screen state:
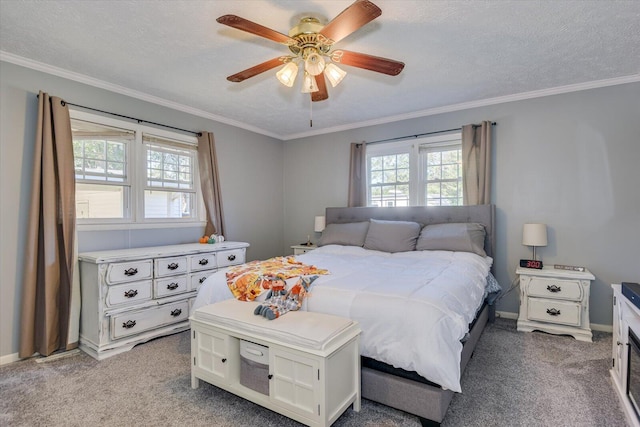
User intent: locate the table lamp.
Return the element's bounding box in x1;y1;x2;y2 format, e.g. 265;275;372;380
521;223;547;269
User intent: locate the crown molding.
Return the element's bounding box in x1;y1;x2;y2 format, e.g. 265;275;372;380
3;51;638;142
0;51;282;140
283;73;640;140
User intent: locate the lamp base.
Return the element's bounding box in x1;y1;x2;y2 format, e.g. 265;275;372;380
520;259;543;269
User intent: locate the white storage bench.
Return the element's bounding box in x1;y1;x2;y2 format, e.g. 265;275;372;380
190;299;361;427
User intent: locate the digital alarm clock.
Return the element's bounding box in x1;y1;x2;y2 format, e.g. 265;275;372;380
520;259;543;269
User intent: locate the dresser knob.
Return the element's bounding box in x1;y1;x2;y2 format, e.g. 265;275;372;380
547;285;561;293
546;308;561;316
167;262;179;270
268;374;273;380
198;259;209;265
170;309;182;317
124;268;138;276
124;289;138;298
228;254;236;261
122;320;136;329
221;358;227;363
199;277;207;284
167;282;179;290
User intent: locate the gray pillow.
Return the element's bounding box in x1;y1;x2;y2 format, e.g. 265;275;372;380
416;223;487;256
363;219;422;253
318;222;370;247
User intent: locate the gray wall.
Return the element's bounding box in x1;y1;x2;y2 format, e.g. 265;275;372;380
0;61;285;359
283;82;640;327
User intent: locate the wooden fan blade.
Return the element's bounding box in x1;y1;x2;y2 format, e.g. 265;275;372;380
312;74;329;102
226;57;287;83
319;0;382;45
217;15;296;45
333;49;404;76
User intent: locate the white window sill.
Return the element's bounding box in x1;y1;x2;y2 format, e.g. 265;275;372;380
77;220;206;232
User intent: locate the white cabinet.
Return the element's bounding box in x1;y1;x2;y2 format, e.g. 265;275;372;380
611;284;640;427
191;300;361;427
78;242;248;360
516;266;594;342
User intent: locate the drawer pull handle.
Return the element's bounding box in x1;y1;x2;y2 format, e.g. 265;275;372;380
122;320;136;329
546;308;561;316
221;358;227;363
227;254;236;261
198;259;209;265
167;262;179;270
268;374;273;380
170;308;182;317
167;282;179;290
199;277;207;284
547;285;562;293
124;268;138;276
124;289;138;298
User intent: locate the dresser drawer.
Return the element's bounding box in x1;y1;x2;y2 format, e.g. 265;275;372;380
527;298;581;326
189;253;216;272
155;256;188;277
111;300;189;340
217;249;246;268
106;280;153;307
527;277;582;301
154;275;189;298
189;270;216;291
105;260;153;284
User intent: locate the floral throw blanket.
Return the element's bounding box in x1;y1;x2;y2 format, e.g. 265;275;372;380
225;256;329;301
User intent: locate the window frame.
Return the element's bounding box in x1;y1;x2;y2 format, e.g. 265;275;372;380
70;109;205;231
366;132;463;207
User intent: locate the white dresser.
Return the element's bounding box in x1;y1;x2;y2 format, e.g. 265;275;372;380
78;242;249;360
516;266;594;342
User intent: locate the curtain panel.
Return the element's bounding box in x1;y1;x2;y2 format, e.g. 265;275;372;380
347;142;367;207
197;132;226;237
462;121;492;205
20;92;77;358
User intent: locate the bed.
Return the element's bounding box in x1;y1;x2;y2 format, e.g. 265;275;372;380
192;204;498;426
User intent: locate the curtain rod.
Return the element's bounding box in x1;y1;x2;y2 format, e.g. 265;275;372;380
36;94;202;137
365;121;497;145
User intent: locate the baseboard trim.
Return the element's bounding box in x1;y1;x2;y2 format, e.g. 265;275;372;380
495;311;612;333
0;352;20;366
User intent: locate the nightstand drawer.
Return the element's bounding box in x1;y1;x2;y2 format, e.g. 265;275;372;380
527;277;582;301
527;298;581;326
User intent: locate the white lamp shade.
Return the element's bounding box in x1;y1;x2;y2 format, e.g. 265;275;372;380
522;223;548;247
301;72;319;93
276;62;298;87
304;52;325;76
314;216;326;232
324;63;346;87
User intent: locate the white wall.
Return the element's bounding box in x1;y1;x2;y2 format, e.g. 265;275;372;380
0;61;285;359
283;82;640;327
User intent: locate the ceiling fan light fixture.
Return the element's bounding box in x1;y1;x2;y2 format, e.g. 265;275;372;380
324;63;347;87
301;72;319;93
304;51;325;76
276;62;298;87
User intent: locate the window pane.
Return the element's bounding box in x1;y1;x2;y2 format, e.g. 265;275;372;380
76;183;124;218
144;190;194;219
397;153;410;168
441;150;459;164
427;165;441;181
370;156;383;171
383;170;397;183
383;155;397;169
370;171;383;184
146;143;195;190
397;168;410;182
427;152;441;165
442;164;458;179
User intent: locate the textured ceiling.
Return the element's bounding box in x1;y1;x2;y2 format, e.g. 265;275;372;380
1;0;639;140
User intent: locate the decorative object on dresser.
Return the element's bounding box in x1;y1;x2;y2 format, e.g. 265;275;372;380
520;223;547;269
78;242;248;360
611;283;640;427
191;299;361;427
517;266;594;342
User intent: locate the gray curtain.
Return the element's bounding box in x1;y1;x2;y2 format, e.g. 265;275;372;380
197;132;226;237
462;121;492;205
20;92;76;358
347;142;366;207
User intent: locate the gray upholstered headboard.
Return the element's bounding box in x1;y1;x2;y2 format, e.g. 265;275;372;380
325;205;496;260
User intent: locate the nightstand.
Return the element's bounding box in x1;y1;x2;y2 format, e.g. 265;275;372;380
291;244;317;255
517;266;595;342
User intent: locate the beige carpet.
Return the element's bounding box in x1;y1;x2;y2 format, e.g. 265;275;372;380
0;319;628;426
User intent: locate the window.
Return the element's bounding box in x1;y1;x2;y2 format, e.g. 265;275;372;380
367;133;463;207
70;110;203;228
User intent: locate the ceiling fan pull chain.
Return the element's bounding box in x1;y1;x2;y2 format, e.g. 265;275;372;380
310;96;313;127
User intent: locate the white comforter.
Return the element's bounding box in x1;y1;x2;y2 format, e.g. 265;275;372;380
192;244;492;392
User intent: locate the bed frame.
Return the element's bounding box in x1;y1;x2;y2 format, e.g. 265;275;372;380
325;204;496;426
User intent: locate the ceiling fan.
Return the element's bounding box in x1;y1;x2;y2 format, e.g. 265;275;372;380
217;0;405;102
